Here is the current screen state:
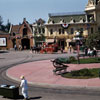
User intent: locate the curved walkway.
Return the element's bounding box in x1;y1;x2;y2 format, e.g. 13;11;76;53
7;60;100;88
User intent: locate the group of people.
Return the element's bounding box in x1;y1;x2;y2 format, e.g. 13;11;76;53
31;45;41;53
14;44;22;51
84;47;97;57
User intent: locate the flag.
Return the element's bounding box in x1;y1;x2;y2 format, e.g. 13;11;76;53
62;24;69;29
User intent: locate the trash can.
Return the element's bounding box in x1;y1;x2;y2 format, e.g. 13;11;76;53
0;85;19;99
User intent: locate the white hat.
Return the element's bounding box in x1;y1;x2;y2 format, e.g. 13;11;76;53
20;75;24;79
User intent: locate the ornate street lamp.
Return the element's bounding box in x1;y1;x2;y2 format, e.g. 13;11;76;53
73;31;81;64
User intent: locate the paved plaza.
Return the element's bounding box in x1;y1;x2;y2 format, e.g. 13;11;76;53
7;59;100;88
0;50;100;100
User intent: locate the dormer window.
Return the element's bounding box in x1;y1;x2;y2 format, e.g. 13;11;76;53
70;17;75;23
49;20;54;24
80;18;85;23
60;19;64;23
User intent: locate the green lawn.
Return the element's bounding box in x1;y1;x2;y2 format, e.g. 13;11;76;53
57;57;100;79
72;57;100;64
62;68;100;79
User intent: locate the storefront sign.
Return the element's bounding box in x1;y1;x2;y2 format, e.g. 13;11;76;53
0;38;7;47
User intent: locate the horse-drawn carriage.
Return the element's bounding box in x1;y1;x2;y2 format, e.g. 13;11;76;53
32;42;58;54
40;42;58;53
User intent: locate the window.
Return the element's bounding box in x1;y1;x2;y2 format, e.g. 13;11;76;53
91;27;94;34
71;28;74;34
38;28;41;33
62;29;64;34
80;28;83;34
98;27;100;32
50;29;53;34
24;25;26;27
59;29;61;34
42;28;45;33
23;28;27;36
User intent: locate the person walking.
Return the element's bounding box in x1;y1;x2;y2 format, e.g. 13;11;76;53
60;46;63;53
14;44;17;51
84;46;88;56
93;47;97;57
20;75;29;100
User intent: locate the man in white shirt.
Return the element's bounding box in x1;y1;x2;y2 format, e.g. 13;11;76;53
20;75;29;100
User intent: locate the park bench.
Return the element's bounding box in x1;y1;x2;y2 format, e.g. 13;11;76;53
51;58;69;75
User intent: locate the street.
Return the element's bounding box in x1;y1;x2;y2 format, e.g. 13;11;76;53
0;50;100;100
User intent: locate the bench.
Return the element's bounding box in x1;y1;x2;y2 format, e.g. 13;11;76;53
51;59;69;75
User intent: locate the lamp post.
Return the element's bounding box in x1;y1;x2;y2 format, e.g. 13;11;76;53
76;40;80;64
73;31;81;64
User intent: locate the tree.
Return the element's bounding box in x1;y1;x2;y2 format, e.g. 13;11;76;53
5;19;11;32
0;16;3;25
86;31;100;49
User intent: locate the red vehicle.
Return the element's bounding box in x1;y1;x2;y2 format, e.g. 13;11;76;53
40;42;58;53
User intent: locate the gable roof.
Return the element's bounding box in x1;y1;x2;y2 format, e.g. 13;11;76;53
11;25;21;34
10;23;33;34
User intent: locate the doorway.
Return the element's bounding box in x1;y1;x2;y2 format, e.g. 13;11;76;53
21;38;30;50
58;39;65;50
12;39;16;48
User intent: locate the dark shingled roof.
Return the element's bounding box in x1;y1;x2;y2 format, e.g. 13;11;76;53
48;11;86;23
49;12;86;17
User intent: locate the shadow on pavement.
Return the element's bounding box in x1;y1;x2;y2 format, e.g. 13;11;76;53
0;50;9;53
29;96;42;100
2;95;23;99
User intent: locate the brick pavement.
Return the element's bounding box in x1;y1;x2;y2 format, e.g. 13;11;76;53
7;60;100;88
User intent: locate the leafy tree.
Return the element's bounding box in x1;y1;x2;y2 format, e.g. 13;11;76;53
0;16;3;25
86;32;100;49
5;19;11;32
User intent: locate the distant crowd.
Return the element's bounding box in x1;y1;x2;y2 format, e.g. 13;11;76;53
84;47;97;57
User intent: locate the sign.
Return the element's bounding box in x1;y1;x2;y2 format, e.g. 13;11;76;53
0;38;7;46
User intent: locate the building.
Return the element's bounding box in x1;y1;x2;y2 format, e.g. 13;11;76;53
0;31;12;50
32;18;45;47
10;18;34;50
45;0;100;51
1;0;100;51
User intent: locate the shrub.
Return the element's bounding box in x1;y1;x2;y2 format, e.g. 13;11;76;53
55;57;70;64
69;56;76;62
62;68;97;79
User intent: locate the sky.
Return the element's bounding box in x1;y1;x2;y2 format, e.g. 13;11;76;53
0;0;88;25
